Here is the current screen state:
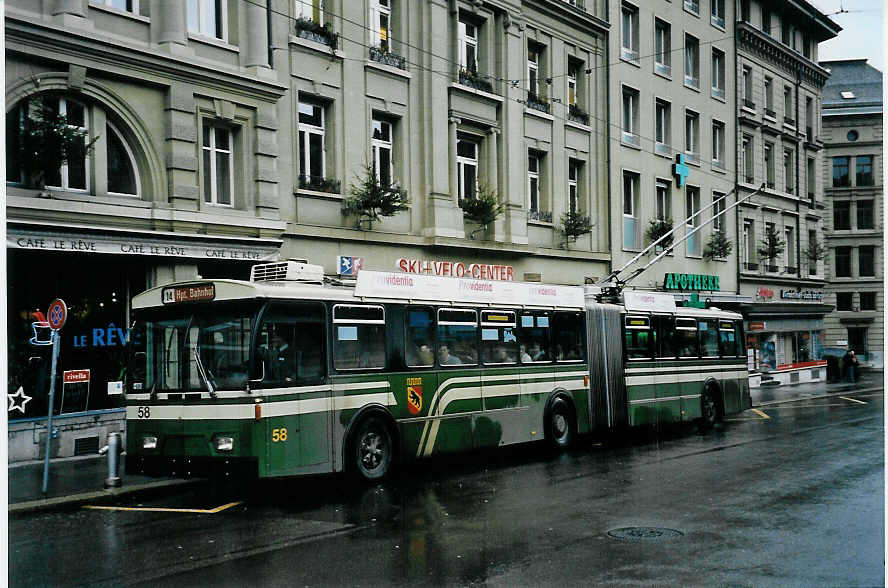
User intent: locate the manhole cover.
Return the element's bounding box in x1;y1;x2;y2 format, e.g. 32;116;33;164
607;527;684;541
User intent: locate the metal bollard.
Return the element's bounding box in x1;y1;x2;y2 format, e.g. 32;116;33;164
104;431;122;488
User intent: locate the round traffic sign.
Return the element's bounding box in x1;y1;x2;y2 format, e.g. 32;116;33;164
47;299;67;330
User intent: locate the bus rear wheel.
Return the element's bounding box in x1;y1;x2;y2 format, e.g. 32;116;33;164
351;416;393;482
547;398;575;449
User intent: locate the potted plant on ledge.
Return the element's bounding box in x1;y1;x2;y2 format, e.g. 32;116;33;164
342;164;409;230
645;218;674;254
559;211;593;249
703;230;733;261
459;184;504;240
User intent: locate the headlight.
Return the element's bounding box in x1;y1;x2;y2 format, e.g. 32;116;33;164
142;436;157;449
215;436;234;452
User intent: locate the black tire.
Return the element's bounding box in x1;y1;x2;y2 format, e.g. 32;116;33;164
699;387;717;430
546;397;575;449
351;416;393;482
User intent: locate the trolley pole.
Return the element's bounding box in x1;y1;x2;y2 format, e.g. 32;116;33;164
42;329;61;496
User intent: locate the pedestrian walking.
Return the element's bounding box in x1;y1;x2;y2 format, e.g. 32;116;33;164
843;349;860;383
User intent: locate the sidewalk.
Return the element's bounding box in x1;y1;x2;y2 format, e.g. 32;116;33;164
8;372;883;515
8;453;199;514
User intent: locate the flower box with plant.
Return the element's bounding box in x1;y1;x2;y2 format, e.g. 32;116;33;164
459;184;503;239
526;91;550;114
369;42;407;70
458;65;494;94
560;211;593;249
568;103;590;125
341;164;409;230
299;174;341;194
645;218;674;253
294;17;338;49
703;230;733;261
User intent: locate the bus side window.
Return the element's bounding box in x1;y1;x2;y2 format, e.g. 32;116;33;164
735;321;746;356
481;310;518;365
655;315;676;358
553;311;585;361
675;318;699;358
437;309;477;366
519;313;551;363
718;320;737;357
406;307;434;368
257;303;326;387
699;319;719;357
624;315;652;359
333;305;386;371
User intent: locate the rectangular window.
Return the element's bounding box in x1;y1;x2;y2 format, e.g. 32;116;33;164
856;155;874;186
764;142;775;188
742;135;754;183
833;200;851;230
98;0;138;12
807;229;818;275
201;123;233;206
832;156;850;187
294;0;323;23
527;43;540;96
187;0;225;39
764;76;774;114
676;317;699;357
784;226;795;269
684;34;700;89
684;0;700;15
805;97;814;138
370;0;391;48
568;160;581;213
481;310;518;365
835;246;852;277
712;192;726;233
698;319;719;357
298;98;326;187
371;117;393;187
784;86;794;124
621;3;639;62
807;157;816;198
625;316;652;360
784;148;794;194
762;8;771;35
711;49;725;99
685;110;699;161
519;312;552;363
41;97;89;192
740;0;750;22
622;86;640;146
552;312;585;361
782;20;791;45
528;151;540;213
333;305;386;370
623;171;639;249
859;246;875;276
743;219;755;267
711;0;725;28
686;185;701;256
712;120;725;168
656;180;671;221
860;292;877;311
655;98;671;152
437;308;478;366
742;66;754;106
457;138;478;201
458;17;478;71
857;200;874;230
258;303;326;387
836;292;853;311
654;19;671;76
567;61;578;106
406;307;435;367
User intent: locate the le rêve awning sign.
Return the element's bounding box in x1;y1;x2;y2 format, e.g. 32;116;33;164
664;273;720;292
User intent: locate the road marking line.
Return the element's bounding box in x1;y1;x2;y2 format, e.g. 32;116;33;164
758;386;883;407
83;501;242;514
763;403;863;409
839;396;867;404
751;408;770;420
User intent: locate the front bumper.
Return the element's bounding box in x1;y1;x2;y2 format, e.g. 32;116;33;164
126;454;258;480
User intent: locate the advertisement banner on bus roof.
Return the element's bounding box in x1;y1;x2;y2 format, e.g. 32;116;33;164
355;271;584;308
623;291;676;313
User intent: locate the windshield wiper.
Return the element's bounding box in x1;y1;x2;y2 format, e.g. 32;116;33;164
192;347;217;399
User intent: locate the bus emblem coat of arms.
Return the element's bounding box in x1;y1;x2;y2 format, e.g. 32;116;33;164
407;380;423;415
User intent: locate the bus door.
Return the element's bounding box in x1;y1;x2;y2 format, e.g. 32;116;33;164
718;319;743;413
518;311;554;439
259;302;330;475
652;315;680;424
430;308;479;454
625;315;667;425
479;310;529;448
675;317;702;420
696;317;721;420
401;307;439;458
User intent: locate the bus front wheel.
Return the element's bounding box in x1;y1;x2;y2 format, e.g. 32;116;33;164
699;388;717;430
351;416;393;481
546;397;575;449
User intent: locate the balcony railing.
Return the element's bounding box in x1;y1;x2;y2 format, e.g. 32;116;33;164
766;264;779;273
622;131;641;148
684;74;700;89
458;68;494;93
526;91;551;114
621;46;639;62
298;174;341;194
654;142;671;156
654;61;672;77
294;18;338;49
784;266;798;274
711;13;725;28
685;151;699;165
568;103;589;125
743;262;759;271
369;45;407;70
527;209;553;223
684;0;700;14
711;86;725;100
712;158;726;170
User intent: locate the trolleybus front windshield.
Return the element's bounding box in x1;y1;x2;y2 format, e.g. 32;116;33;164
128;302;260;394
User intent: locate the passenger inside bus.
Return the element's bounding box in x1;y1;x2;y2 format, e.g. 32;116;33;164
438;344;462;365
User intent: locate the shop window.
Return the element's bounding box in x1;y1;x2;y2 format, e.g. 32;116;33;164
834;246;852;277
860;292;877;311
836;292;853;311
519;312;552;363
437;308;478;366
201;122;234;206
257;303;326;387
481;310;518;365
406;307;435;367
552;311;585;361
333;305;386;370
698;319;719;357
187;0;227;40
625;315;652;359
848;327;868;358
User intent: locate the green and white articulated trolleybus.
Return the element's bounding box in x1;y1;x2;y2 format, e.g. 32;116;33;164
125;261;750;482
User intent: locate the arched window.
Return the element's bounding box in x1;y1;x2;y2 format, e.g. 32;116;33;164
6;93;141;198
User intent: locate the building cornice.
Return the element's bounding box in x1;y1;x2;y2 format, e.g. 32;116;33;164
736;23;831;88
528;0;610;37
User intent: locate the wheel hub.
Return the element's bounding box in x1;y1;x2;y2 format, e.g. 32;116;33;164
361;432;382;469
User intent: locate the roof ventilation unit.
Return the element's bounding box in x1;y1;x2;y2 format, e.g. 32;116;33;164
251;260;324;283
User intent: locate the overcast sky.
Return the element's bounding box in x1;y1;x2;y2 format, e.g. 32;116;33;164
809;0;884;70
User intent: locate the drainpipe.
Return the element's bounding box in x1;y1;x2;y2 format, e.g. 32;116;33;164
734;7;741;297
267;0;274;69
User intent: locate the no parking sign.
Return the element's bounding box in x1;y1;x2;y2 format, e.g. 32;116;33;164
47;299;67;331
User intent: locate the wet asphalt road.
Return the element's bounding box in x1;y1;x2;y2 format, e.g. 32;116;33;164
10;388;884;587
